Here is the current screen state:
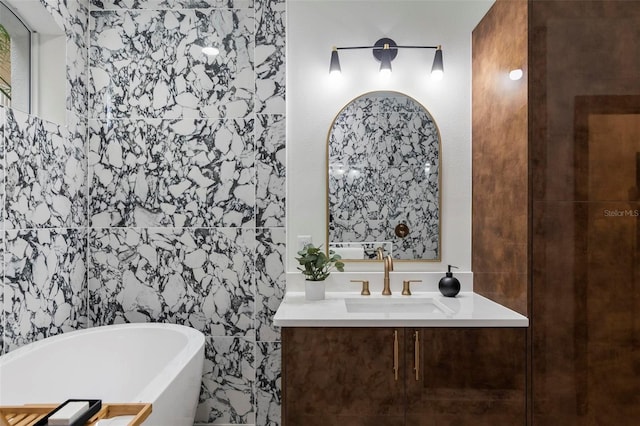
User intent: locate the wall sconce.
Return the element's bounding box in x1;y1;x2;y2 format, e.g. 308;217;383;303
329;38;444;80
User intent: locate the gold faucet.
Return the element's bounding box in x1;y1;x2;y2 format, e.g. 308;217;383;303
383;255;394;295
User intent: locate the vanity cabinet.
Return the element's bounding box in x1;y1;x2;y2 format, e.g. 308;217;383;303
282;327;525;426
282;327;405;425
405;328;526;425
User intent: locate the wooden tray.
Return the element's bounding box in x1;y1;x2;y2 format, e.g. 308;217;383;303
0;403;151;426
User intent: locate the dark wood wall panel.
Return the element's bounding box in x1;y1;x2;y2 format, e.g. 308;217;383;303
530;1;640;425
472;0;529;316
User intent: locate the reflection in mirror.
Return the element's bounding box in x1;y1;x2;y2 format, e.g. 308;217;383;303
327;91;440;261
0;0;65;124
0;0;30;111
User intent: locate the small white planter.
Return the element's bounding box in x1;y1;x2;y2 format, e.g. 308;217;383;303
305;280;326;301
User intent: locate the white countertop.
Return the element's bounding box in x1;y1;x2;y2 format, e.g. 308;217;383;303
273;291;529;328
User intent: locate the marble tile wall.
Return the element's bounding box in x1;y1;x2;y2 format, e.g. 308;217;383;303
1;108;89;353
1;0;285;425
4;228;87;352
1;0;90;355
0;106;4;354
5;109;87;230
88;118;256;228
86;1;285;425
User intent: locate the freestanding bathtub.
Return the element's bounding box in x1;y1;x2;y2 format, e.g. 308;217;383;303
0;323;205;426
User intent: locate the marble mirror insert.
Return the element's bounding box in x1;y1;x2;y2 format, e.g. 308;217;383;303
327;91;441;261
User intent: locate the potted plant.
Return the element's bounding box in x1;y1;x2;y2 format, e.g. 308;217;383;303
296;244;345;300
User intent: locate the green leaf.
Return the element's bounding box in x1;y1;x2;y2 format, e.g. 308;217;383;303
295;243;344;280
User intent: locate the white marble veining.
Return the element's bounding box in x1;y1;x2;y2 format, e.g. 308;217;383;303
0;1;287;424
255;228;285;341
256;114;285;227
90;0;254;9
255;0;285;114
0;231;4;355
88;227;255;337
329;93;440;260
256;341;281;426
5;109;87;229
89;118;255;227
1;0;89;357
197;336;255;424
4;229;88;352
0;105;3;353
86;1;286;424
0;106;5;232
89;8;254;119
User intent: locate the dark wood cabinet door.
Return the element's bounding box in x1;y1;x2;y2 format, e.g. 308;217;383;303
282;327;406;426
405;328;526;426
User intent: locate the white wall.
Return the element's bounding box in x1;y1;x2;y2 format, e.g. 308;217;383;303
287;0;494;272
34;33;66;124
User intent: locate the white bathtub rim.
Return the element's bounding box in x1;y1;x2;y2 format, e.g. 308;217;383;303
0;322;205;404
134;328;204;404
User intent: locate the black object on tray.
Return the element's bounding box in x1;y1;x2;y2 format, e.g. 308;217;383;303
34;399;102;426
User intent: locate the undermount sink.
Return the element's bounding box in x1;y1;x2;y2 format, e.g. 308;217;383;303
344;297;454;315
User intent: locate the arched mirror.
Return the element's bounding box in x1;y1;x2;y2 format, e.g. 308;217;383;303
327;91;441;261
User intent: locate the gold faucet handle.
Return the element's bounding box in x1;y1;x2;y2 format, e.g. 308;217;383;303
350;279;371;296
402;280;422;296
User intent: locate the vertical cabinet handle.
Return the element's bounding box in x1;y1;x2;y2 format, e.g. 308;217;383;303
393;330;399;381
414;330;420;381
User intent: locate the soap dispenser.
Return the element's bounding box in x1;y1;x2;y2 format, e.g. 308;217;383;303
438;265;460;297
